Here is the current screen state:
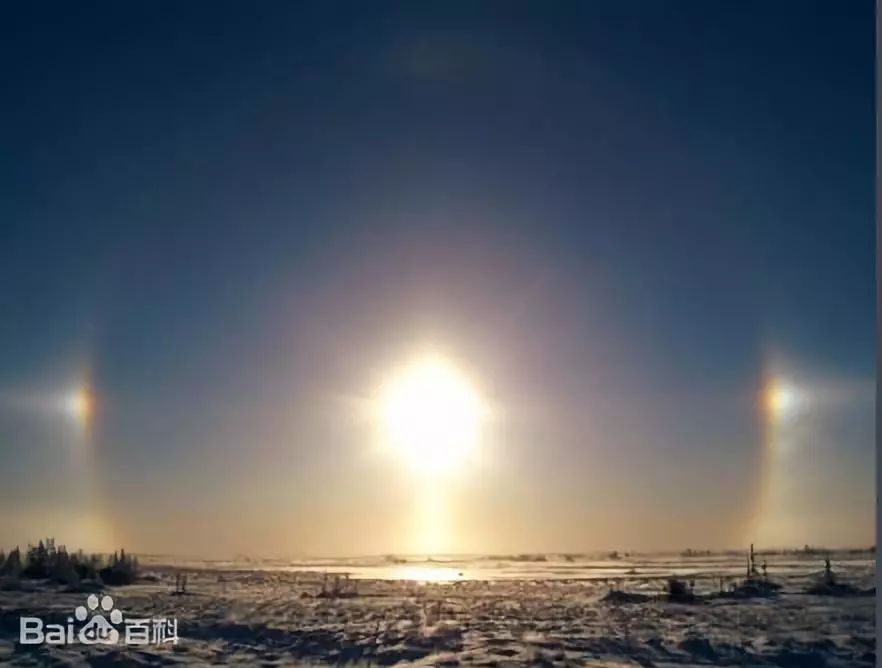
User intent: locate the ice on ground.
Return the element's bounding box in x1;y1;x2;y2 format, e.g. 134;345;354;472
0;551;874;666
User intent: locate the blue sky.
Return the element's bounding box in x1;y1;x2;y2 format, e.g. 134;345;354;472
0;1;874;555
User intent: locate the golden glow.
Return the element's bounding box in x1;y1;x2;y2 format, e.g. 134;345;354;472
379;355;483;474
764;379;797;419
755;370;807;545
391;565;464;582
63;387;92;424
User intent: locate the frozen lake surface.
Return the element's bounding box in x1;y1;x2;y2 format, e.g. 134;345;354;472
0;550;874;666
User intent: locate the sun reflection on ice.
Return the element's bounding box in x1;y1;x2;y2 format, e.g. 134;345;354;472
390;565;464;583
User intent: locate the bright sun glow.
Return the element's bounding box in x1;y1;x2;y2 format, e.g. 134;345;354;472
764;379;800;420
379;356;483;474
391;566;464;582
63;387;92;424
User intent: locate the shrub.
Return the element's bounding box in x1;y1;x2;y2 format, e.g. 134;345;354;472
666;578;694;602
98;549;139;585
0;548;22;577
3;539;139;585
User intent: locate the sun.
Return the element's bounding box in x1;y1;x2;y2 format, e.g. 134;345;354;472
379;355;483;474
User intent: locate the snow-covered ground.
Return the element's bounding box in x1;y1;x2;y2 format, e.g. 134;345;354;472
0;551;874;666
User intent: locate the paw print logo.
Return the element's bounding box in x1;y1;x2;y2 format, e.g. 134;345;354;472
75;594;123;645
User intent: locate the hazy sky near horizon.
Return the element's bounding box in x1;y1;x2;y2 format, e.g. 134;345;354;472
0;1;874;557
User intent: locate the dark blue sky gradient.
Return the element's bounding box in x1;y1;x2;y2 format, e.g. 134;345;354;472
0;1;874;554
